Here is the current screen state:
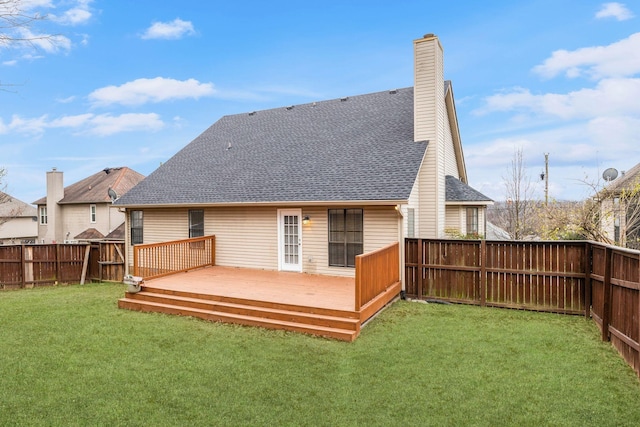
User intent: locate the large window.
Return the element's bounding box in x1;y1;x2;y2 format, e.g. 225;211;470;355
328;209;363;267
90;204;97;223
39;206;47;225
466;207;479;235
130;210;143;245
189;209;204;238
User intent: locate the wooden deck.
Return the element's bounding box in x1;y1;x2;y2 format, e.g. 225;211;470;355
118;266;400;341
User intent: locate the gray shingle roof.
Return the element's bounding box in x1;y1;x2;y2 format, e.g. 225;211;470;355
445;175;492;202
117;88;428;206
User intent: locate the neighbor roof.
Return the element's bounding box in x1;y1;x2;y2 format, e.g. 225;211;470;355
445;175;492;203
34;167;145;205
605;162;640;193
0;192;37;217
117;88;428;206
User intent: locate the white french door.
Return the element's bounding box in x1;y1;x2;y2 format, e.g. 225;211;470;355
278;209;302;272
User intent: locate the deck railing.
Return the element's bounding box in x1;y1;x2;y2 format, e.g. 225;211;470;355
355;242;400;311
133;235;215;280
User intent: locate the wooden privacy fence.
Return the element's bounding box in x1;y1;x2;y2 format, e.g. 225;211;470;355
405;239;587;314
355;242;400;311
0;242;124;289
405;238;640;377
133;235;216;280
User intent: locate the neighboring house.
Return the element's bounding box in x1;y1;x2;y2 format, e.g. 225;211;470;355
116;34;492;280
34;167;145;243
445;175;493;238
0;192;37;244
599;163;640;249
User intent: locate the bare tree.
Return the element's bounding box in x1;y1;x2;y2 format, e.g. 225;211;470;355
498;148;538;240
1;0;46;43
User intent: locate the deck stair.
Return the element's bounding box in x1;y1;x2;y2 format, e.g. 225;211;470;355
118;285;361;342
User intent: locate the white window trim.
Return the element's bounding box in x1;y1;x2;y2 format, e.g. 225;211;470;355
39;206;48;225
90;204;97;223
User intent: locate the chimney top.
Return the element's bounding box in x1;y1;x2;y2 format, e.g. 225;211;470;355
423;33;436;39
52;167;57;171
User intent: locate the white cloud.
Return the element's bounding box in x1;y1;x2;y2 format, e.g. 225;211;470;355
56;95;76;104
85;113;164;136
0;112;164;136
141;18;195;40
0;114;49;136
533;32;640;79
20;0;54;10
16;28;72;54
476;78;640;120
595;2;634;21
88;77;216;106
2;60;18;66
49;113;94;128
52;0;93;26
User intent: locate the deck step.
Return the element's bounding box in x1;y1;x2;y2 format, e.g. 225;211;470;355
118;294;360;342
127;291;360;331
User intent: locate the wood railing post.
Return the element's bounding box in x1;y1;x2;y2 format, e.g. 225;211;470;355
133;245;139;277
601;246;612;342
480;239;487;307
355;255;362;311
584;242;592;319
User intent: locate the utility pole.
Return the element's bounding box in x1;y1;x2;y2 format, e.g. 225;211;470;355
544;153;549;206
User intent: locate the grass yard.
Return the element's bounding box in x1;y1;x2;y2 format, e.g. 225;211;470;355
1;283;639;426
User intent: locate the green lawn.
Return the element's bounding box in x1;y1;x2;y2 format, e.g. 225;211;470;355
1;283;639;427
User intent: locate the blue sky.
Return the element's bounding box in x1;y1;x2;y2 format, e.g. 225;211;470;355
1;0;639;204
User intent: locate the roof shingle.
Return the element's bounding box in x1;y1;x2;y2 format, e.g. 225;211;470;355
117;88;428;206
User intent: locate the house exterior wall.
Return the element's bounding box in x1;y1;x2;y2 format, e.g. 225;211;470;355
0;216;37;243
444;205;487;237
125;205;400;278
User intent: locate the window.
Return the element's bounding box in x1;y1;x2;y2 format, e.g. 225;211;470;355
466;207;479;235
39;206;47;225
130;210;143;245
90;204;97;223
328;209;363;267
407;208;415;238
189;210;204;238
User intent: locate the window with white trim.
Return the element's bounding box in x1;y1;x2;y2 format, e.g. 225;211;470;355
90;204;97;223
466;207;479;235
39;206;47;225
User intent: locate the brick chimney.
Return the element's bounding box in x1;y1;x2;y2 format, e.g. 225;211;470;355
414;34;446;238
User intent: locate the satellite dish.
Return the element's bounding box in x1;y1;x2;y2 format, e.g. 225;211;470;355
107;187;119;203
603;168;618;182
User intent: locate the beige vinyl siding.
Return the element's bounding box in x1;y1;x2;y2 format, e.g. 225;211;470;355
303;206;398;278
445;206;462;232
414;35;446;239
443;105;459;178
205;207;277;270
127;205;400;278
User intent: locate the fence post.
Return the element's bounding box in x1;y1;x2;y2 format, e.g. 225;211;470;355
583;242;592;319
480;240;486;307
601;246;612;342
21;244;26;288
55;244;61;283
417;239;423;300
